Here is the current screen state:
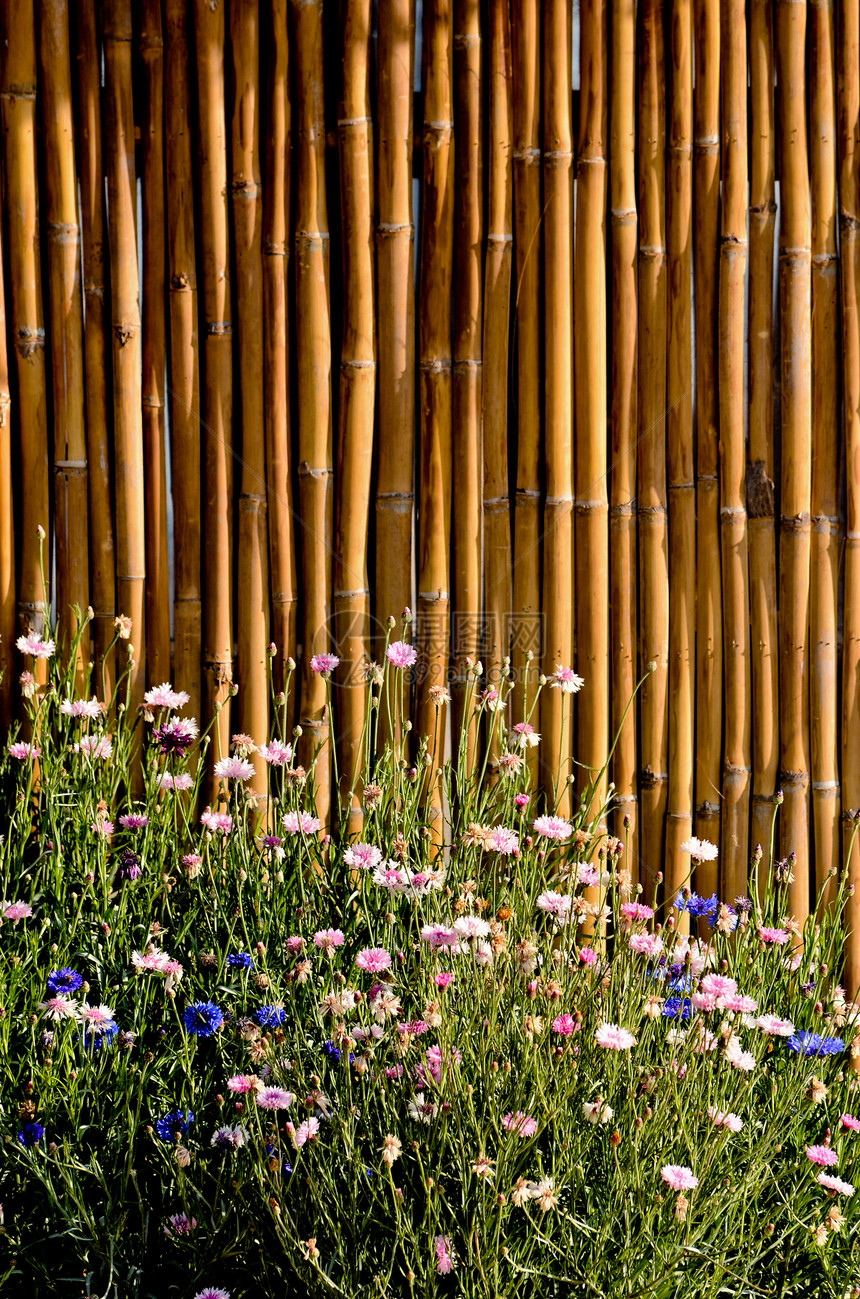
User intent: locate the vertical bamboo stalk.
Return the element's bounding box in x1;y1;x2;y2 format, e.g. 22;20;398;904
809;0;841;901
335;0;376;824
575;0;609;830
610;0;639;871
165;0;201;721
719;0;751;900
263;0;297;701
451;0;482;755
292;0;334;821
839;0;860;994
0;0;50;652
232;0;270;796
0;203;14;724
416;0;454;812
375;0;415;654
748;0;779;861
665;0;695;902
193;0;234;771
541;0;574;812
140;0;171;686
511;0;541;787
482;0;513;705
693;0;721;876
637;0;668;878
74;0;116;692
103;0;146;710
38;0;89;673
776;0;813;922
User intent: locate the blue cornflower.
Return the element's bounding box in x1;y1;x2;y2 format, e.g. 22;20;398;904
155;1110;194;1142
787;1031;845;1057
708;904;738;931
265;1142;293;1176
668;973;694;994
674;892;719;919
47;967;83;995
183;1001;224;1037
255;1005;288;1028
227;952;254;969
322;1040;341;1062
84;1021;119;1052
662;996;693;1020
17;1122;45;1148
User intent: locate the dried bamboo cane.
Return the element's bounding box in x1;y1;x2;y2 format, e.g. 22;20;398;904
193;0;234;775
375;0;415;662
748;0;779;861
74;0;116;693
692;0;721;875
232;0;270;801
637;0;669;879
335;0;375;826
165;0;201;722
482;0;513;714
541;0;574;813
575;0;609;833
809;0;841;902
38;0;89;677
416;0;454;821
291;0;334;823
103;0;146;711
610;0;639;874
0;201;14;725
776;0;813;923
665;0;695;905
140;0;171;687
451;0;482;762
718;0;751;902
263;0;297;704
0;0;50;659
839;0;860;995
511;0;541;788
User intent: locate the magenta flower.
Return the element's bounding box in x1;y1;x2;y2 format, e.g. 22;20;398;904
549;665;584;693
841;1114;860;1132
119;813;149;830
227;1074;260;1094
579;947;600;967
755;1013;795;1037
595;1022;636;1050
434;1235;456;1275
192;1289;231;1299
421;924;459;949
514;792;531;809
200;808;233;835
629;932;663;957
620;901;655;923
435;971;454;989
532;815;572;842
92;817;114;838
758;926;790;946
807;1145;839;1167
3;901;33;922
699;973;737;998
553;1014;576;1036
283;810;321;834
386;640;417;669
661;1165;698;1191
75;734;113;759
310;653;340;675
511;721;540;748
503;1111;538;1137
356;947;392;973
314;928;345;953
537;890;572;919
256;1087;294;1110
8;742;40;760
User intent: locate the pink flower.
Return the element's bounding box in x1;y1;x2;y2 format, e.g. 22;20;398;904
514;792;531;808
661;1164;699;1191
285;935;304;954
144;682;190;710
294;1117;320;1147
679;836;718;862
314;928;345;953
817;1172;855;1196
420;924;459;949
452;915;491;940
549;665;584;694
576;863;600;887
717;992;758;1013
227;1074;260;1094
699;973;737;998
532;815;572;842
620;901;655;923
356;947;392;973
164;1212;197;1236
283;810;321;835
3;901;33;922
434;1235;456;1275
758;926;790;946
344;842;383;870
160;772;194;791
386;640;417;669
119;813;149;830
595;1022;636;1050
579;947;600;967
553;1014;576;1036
259;738;293;766
841;1114;860;1132
60;697;104;718
435;971;454;989
256;1087;294;1110
708;1108;743;1133
193;1289;231;1299
92;817;114;838
537;890;572;919
691;992;718;1013
511;722;540;748
17;634;55;658
8;742;40;760
200;808;233;835
310;653;339;675
39;994;79;1021
75;734;113;759
503;1111;538;1137
755;1013;795;1037
214;757;256;782
488;825;519;854
807;1145;839;1167
629;932;663;957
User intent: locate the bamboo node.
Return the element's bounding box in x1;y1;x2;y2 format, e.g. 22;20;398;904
575;500;608;514
611;207;637;226
779;770;810;789
142;396;164;410
377;222;413;237
15;328;46;358
334;587;371;600
751;794;775;806
779;247;812;265
295;230;331;244
420;359;452;374
204;658;233;686
512;149;541;164
694;134;719;152
1;84;36;101
232;181;260;200
46;222;80;245
453;34;481;48
780;512;812;533
614;794;638;806
723;763;752;776
812;253;838;267
544;150;573;162
720;506;747;519
750;201;778;217
170;272;192;290
812;781;840;795
453;361;482;374
239;494;267;515
113;324;139;348
207;322;233;337
840;212;860;234
487;234;514;246
812;515;839;533
516;488;541;500
262;242;286;257
337;116;372;127
640;767;668;788
54;459;88;470
747;461;775;518
668;481;695;492
638;504;668;518
639;245;666;261
418;590;449;604
297;463;334;480
695;801;720;818
611;501;637;516
0;393;9;427
546;494;575;506
483;495;509;509
341;360;376;372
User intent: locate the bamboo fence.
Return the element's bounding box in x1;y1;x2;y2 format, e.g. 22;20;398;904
3;0;860;977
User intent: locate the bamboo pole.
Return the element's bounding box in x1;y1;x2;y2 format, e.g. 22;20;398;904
692;0;721;875
416;0;454;815
335;0;376;825
232;0;270;799
292;0;334;822
511;0;541;788
140;0;171;687
575;0;609;832
38;0;89;676
165;0;201;722
482;0;513;708
665;0;694;905
637;0;668;879
541;0;574;813
193;0;234;775
451;0;482;758
375;0;415;660
0;198;14;725
73;0;116;694
776;0;813;923
0;0;50;656
748;0;779;862
610;0;638;873
839;0;860;995
263;0;297;704
719;0;751;901
103;0;146;711
809;0;841;901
